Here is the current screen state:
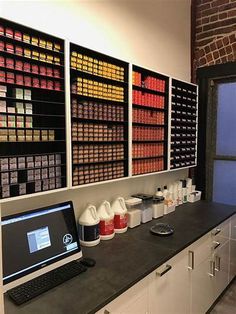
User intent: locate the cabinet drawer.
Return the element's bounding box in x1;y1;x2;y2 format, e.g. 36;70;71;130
230;214;236;240
148;249;190;314
211;219;230;247
96;276;149;314
188;232;212;268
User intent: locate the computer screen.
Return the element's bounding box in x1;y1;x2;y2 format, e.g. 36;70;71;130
2;201;81;286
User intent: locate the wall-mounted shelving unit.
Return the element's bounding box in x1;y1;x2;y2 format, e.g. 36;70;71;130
170;79;198;169
69;43;129;186
0;17;199;200
132;65;169;175
0;18;66;199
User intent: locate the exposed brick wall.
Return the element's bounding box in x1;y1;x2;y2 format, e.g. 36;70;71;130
192;0;236;81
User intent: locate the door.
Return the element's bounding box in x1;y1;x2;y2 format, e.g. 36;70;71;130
205;80;236;205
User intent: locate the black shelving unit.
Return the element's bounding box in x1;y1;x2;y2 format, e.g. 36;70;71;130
0;18;66;199
132;65;169;175
70;43;129;186
170;79;198;169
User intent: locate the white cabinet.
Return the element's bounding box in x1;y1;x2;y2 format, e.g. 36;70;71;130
96;276;149;314
230;214;236;240
97;216;235;314
191;256;215;314
190;218;231;314
214;241;230;299
229;214;236;282
148;249;190;314
229;240;236;282
189;232;215;314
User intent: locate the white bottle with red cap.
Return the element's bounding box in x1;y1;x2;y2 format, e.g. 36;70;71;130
111;197;128;233
97;200;115;240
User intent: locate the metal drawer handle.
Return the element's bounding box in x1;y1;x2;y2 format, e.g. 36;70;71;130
156;264;172;277
213;241;220;250
215;256;221;272
212;228;221;236
188;250;194;270
209;261;216;277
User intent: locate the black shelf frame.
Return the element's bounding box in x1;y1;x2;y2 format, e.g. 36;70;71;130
170;78;198;169
132;85;167;96
0;65;64;81
132;155;164;161
0;33;64;56
132;64;169;174
0;17;67;199
0;112;64;118
0;164;66;174
132;122;166;127
72;140;127;144
73;159;126;167
70;42;129;186
71;117;127;125
0;96;65;105
71;93;127;106
0;81;64;93
132;168;165;176
132;103;167;111
70;68;127;86
132;139;166;143
0;49;64;68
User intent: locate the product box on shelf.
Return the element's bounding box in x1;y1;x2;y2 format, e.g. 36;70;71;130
19;183;26;195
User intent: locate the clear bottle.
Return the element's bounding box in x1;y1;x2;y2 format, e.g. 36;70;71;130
156;187;163;197
162;185;169;199
182;180;188;203
177;181;183;205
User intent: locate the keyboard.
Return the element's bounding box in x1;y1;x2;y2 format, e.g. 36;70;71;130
7;260;87;305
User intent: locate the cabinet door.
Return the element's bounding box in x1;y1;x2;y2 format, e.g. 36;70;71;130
149;250;190;314
229;214;236;282
191;257;215;314
96;276;149;314
214;241;230;299
230;214;236;240
229;239;236;282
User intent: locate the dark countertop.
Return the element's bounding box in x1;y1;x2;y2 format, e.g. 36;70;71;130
4;201;236;314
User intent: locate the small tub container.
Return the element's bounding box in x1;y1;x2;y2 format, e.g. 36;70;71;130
125;198;142;228
152;196;164;219
188;190;201;203
132;194;153;223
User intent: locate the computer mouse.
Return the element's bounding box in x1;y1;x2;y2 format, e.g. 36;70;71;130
80;257;96;267
150;223;174;236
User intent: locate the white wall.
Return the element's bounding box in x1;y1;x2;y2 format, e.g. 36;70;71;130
0;0;191;218
0;0;191;79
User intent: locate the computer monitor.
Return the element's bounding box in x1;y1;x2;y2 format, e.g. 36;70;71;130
2;201;82;292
